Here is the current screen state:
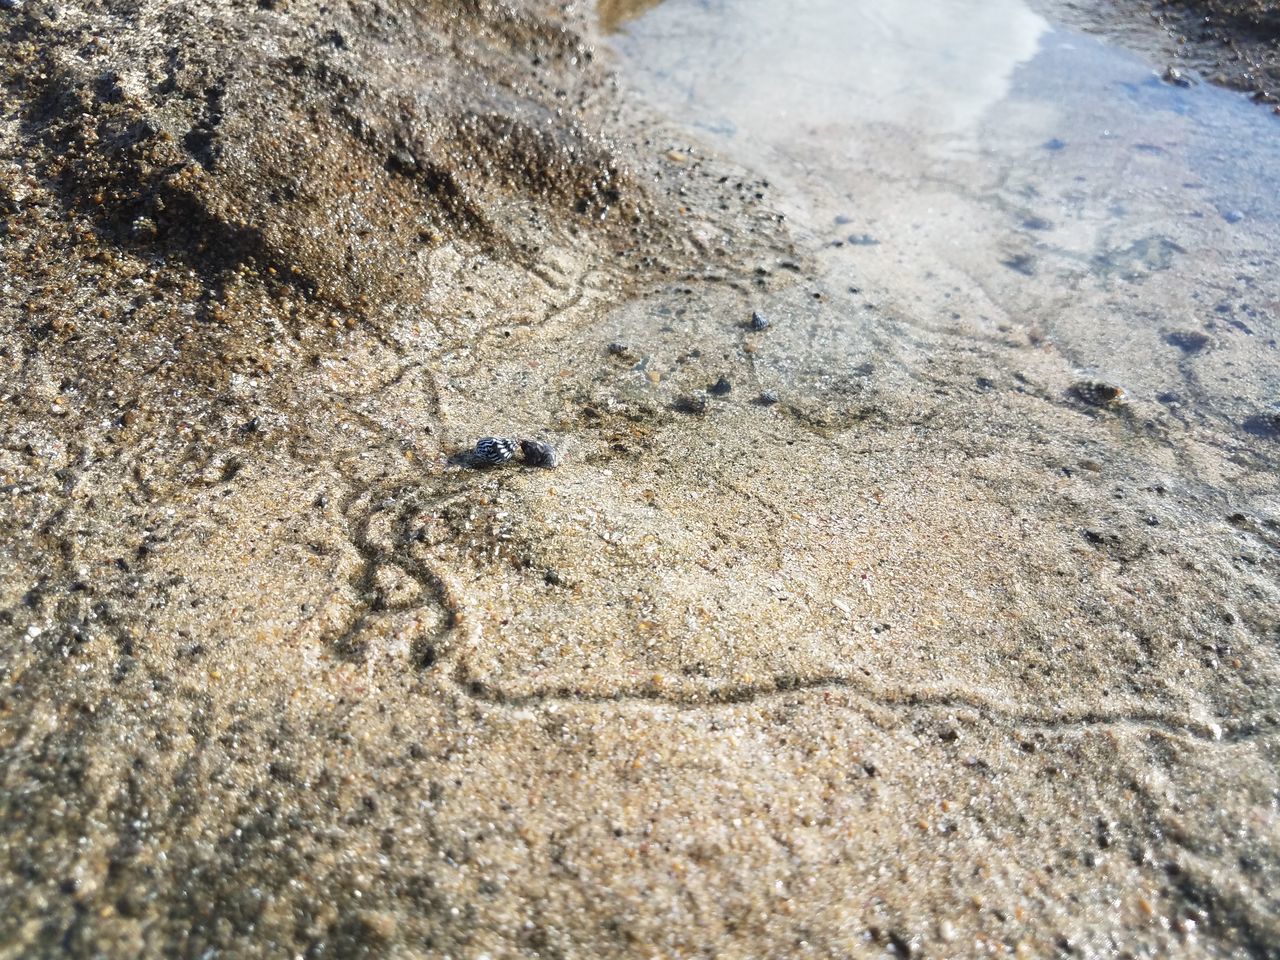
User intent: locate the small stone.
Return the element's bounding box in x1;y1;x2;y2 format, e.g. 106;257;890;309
1002;254;1036;276
750;311;770;331
1221;209;1244;224
1241;412;1280;441
708;376;732;396
473;436;517;465
519;438;559;468
1164;330;1210;353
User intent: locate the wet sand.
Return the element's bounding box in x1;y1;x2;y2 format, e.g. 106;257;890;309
2;0;1279;957
1051;0;1280;105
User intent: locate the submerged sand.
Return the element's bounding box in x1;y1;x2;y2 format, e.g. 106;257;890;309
1;0;1278;957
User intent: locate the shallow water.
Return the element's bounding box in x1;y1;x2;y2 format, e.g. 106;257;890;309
606;0;1280;452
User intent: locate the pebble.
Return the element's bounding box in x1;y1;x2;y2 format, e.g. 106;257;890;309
1002;254;1036;276
1241;412;1280;441
520;438;560;469
1164;330;1209;353
473;436;517;465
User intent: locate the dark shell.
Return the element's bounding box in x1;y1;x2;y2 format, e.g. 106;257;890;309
674;393;708;415
1070;380;1127;408
709;375;732;396
473;436;517;465
520;438;560;468
757;390;780;406
750;311;770;331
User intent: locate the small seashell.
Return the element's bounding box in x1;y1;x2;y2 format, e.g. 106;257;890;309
674;393;708;415
750;311;770;331
1070;380;1127;408
520;438;560;469
607;341;632;357
473;436;517;465
709;376;732;396
757;390;780;406
387;149;419;173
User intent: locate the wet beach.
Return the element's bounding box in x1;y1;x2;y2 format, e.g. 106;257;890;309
1;0;1278;956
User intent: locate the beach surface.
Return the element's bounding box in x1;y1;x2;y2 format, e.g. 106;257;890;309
2;0;1278;956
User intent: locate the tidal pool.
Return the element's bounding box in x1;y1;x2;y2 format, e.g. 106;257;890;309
606;0;1280;453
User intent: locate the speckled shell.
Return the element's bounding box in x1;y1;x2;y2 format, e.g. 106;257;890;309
520;438;560;469
474;436;517;465
1070;380;1127;408
750;311;770;331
